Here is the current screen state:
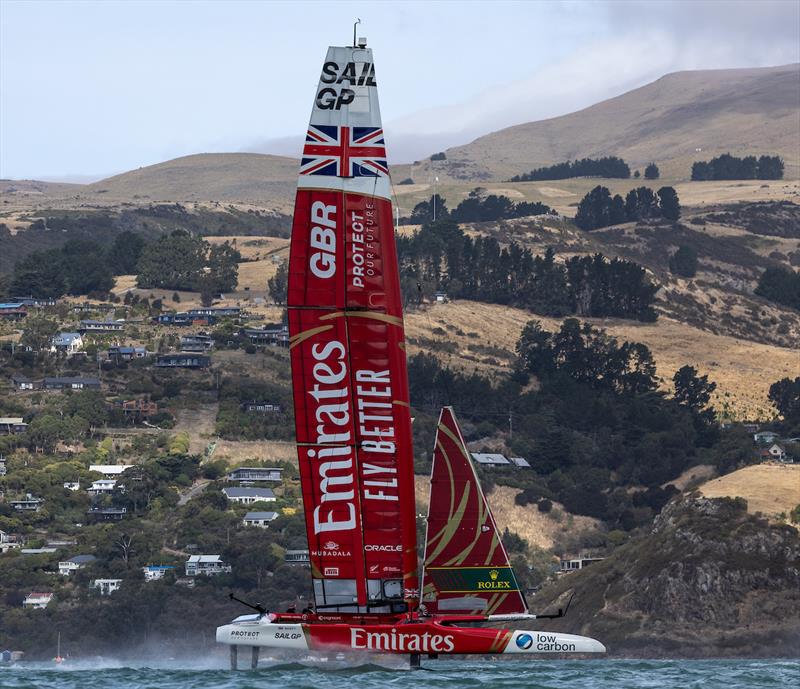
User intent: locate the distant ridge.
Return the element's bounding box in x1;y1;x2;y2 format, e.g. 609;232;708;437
88;152;299;208
402;63;800;182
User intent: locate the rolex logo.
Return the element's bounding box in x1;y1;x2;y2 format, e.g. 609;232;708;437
489;569;499;581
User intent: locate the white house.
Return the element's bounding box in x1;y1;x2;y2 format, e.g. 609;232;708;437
58;554;96;576
766;443;788;462
185;554;231;577
559;557;605;573
142;565;175;581
227;466;284;483
92;578;123;596
222;487;276;505
23;592;53;609
63;481;81;491
754;430;780;444
89;464;134;478
88;479;117;494
51;332;84;355
242;511;279;528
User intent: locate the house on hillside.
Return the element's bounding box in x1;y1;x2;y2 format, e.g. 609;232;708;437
92;579;123;596
762;443;789;462
222;487;276;505
58;554;97;576
471;453;510;467
10;295;56;307
284;550;310;566
188;307;240;319
118;399;158;417
241;401;282;413
89;464;134;478
51;332;84;355
86;506;127;522
185;554;231;577
243;325;289;347
10;495;43;511
559;556;605;573
227;466;284;483
0;302;28;320
0;456;5;476
242;511;279;528
88;479;117;495
143;565;175;581
22;592;53;609
0;417;27;434
11;375;37;390
79;319;125;333
508;457;531;468
180;334;214;352
43;376;101;390
156;312;193;326
107;345;148;361
155;353;210;369
754;431;780;444
63;481;81;491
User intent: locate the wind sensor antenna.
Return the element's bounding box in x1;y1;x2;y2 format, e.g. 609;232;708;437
353;18;361;47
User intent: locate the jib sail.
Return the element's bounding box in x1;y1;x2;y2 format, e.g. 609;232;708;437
421;407;528;615
287;44;418;613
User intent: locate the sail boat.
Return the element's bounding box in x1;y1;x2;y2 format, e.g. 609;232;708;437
216;35;605;667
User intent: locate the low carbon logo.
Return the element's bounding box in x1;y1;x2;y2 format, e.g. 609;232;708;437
515;633;533;650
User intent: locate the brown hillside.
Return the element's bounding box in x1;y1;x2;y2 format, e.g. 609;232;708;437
88;152;299;209
404;300;799;421
699;464;800;518
401;64;800;183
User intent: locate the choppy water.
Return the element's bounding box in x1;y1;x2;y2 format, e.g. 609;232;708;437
0;658;798;689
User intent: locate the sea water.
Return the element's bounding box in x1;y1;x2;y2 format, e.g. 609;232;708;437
0;659;797;689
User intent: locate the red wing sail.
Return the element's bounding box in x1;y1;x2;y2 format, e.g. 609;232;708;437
421;408;528;615
288;45;417;613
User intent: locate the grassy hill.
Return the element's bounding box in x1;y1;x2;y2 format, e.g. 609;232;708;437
699;464;800;518
88;152;299;209
399;63;800;184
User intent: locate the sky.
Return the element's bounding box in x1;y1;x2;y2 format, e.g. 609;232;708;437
1;0;798;181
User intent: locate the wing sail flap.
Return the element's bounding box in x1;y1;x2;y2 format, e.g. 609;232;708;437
421;407;528;616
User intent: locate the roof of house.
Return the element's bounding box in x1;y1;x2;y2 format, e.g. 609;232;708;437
0;417;25;425
186;554;224;563
471;453;510;465
67;554;96;564
223;487;275;499
89;464;134;474
229;466;284;473
244;511;279;520
509;456;531;467
25;592;53;599
54;332;81;343
144;565;175;571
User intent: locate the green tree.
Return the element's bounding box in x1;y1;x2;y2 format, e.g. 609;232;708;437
768;377;800;423
268;260;289;304
107;231;146;275
755;267;800;310
669;245;698;277
644;162;660;179
136;232;206;291
21;315;59;352
657;186;681;221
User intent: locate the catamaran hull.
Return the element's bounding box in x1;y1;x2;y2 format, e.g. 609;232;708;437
216;621;605;655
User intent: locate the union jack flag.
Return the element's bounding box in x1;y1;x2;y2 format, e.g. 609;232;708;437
300;125;388;178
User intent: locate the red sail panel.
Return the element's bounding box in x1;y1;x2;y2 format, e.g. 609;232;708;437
421;407;527;616
287;45;417;613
